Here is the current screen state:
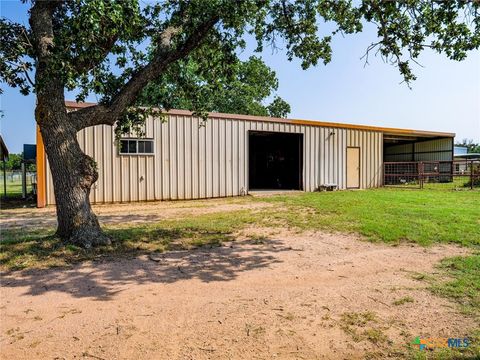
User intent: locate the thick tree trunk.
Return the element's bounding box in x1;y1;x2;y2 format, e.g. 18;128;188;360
30;1;110;248
28;0;217;249
38;105;110;248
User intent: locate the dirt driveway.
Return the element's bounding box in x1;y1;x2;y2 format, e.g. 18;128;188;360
0;211;475;360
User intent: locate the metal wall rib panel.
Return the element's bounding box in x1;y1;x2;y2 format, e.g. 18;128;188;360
44;114;385;205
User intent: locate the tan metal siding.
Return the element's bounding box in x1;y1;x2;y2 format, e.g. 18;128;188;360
384;138;453;162
345;129;383;190
384;143;414;162
414;138;453;161
44;114;384;205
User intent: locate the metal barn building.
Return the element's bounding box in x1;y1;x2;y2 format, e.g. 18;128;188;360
36;101;454;207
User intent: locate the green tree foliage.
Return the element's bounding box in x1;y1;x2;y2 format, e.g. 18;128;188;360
2;1;479;112
139;56;291;118
0;153;36;171
0;153;22;171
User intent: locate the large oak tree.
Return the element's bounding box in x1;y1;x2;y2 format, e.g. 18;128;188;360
1;0;479;248
138;55;291;118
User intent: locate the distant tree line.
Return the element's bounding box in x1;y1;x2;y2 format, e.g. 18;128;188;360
455;139;480;154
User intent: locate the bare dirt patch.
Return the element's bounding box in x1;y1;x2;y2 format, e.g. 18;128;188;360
0;197;272;231
0;230;475;359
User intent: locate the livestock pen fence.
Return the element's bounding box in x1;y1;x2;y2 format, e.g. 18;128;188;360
384;160;480;190
0;170;37;199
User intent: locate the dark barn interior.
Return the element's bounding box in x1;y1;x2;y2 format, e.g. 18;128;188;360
248;131;303;190
383;134;454;162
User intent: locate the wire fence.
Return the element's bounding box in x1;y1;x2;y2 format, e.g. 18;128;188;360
384;160;480;190
1;161;477;202
0;170;37;199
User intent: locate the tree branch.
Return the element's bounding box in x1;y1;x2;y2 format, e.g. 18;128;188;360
70;15;220;130
23;66;35;87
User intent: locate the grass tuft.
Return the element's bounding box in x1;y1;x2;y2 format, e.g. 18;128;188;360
339;311;389;344
363;328;388;344
341;311;377;327
1;188;479;271
431;254;480;316
392;296;415;306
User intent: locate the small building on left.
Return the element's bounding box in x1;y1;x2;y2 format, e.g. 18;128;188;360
0;135;10;199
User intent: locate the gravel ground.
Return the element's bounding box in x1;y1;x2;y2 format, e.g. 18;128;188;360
0;227;474;359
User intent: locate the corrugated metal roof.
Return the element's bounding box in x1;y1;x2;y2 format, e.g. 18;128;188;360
455;153;480;159
65;100;456;138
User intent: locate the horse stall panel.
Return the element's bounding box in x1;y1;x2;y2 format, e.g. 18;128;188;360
384;160;479;190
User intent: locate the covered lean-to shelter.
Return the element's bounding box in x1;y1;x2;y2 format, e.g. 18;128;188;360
36;101;454;207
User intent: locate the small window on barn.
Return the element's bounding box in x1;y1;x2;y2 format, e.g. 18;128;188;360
138;140;153;154
119;139;154;155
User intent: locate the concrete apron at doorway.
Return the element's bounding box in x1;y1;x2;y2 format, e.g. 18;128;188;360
248;189;304;197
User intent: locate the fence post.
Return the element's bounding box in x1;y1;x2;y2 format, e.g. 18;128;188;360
418;162;420;189
22;162;27;199
450;160;454;183
471;160;474;190
2;160;5;199
417;162;422;189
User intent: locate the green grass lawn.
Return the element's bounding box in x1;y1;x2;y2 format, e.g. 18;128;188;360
260;189;480;247
389;176;480;191
432;255;480;316
0;179;23;197
0;210;259;270
1;187;479;355
0;171;37;198
1;188;479;313
405;254;480;359
1;188;479;270
422;176;480;191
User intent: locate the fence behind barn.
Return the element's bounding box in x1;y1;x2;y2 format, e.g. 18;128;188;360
384;160;480;190
0;170;37;199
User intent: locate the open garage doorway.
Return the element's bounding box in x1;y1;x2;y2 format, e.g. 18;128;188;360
248;131;303;190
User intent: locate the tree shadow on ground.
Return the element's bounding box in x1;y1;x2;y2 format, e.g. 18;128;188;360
1;236;291;301
0;196;36;209
1;204;261;231
1;212;195;231
1;221;239;268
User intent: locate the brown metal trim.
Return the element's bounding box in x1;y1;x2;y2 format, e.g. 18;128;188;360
64;100;456;139
36;126;47;208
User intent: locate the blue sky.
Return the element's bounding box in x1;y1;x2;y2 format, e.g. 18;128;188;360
1;1;479;153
